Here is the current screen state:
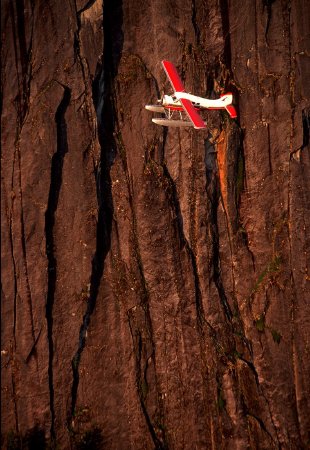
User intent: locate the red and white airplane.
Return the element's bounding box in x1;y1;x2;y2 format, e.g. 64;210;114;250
145;60;237;130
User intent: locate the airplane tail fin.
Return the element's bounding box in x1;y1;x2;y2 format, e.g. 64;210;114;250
225;105;237;118
220;93;237;118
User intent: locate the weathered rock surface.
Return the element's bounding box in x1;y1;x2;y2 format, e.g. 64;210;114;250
1;0;309;448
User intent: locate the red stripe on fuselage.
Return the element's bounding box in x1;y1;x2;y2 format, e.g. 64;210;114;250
165;105;228;111
165;105;200;111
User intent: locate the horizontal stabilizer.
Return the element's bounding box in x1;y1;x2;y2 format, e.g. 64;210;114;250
225;105;237;118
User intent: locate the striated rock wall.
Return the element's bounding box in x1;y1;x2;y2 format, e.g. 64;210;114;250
1;0;309;448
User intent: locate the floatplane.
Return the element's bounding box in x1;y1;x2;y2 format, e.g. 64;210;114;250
145;60;237;130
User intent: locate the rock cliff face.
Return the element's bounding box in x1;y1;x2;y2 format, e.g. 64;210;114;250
1;0;309;448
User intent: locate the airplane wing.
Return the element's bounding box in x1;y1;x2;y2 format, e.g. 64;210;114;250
179;98;206;129
162;60;185;92
162;60;206;129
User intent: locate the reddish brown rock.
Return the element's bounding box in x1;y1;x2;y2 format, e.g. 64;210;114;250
1;0;309;449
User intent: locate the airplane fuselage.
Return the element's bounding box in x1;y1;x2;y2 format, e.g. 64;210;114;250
162;92;233;110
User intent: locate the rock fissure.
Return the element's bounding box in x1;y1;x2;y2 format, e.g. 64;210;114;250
25;327;42;364
163;164;204;317
77;0;97;15
205;136;233;320
219;193;253;354
70;0;123;422
10;0;33;126
45;85;71;440
127;315;167;450
18;144;36;351
246;410;276;444
286;8;305;443
118;136;166;446
11;357;20;434
191;0;201;45
219;0;232;76
74;7;97;144
7;152;20;437
8;0;34;367
70;78;114;423
301;108;310;150
266;123;273;175
262;0;276;44
8;204;18;348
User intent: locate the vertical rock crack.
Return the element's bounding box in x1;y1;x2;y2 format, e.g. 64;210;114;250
45;86;71;441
